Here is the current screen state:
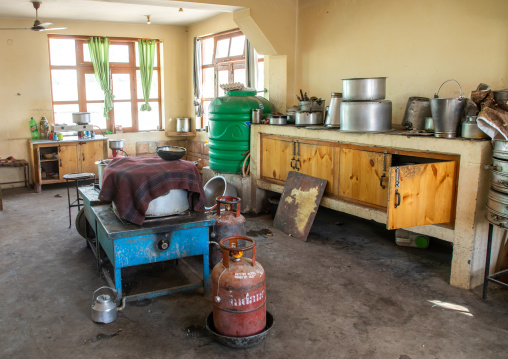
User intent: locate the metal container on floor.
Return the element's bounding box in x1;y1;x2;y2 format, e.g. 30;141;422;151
209;196;246;267
212;236;266;337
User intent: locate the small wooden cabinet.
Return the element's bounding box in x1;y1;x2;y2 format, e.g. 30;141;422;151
259;134;459;230
28;138;107;192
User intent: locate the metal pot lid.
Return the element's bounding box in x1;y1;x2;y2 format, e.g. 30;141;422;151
342;77;387;80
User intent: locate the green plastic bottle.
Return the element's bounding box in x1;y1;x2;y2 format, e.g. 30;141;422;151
29;117;39;140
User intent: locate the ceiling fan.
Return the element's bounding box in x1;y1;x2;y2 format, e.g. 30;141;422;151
0;1;67;32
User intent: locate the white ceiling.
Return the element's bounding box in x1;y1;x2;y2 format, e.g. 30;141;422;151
0;0;243;26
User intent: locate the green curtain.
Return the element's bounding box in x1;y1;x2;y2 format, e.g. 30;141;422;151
138;39;156;111
88;37;114;119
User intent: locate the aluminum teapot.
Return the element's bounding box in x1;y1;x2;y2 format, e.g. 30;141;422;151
91;286;118;324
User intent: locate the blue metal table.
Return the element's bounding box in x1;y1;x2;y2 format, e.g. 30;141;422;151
78;186;214;303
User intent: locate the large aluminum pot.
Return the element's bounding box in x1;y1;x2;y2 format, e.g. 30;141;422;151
340;100;392;132
72;112;91;124
204;176;238;210
493;89;508;105
487;188;508;218
109;139;124;149
493;140;508;160
342;77;386;101
429;79;466;138
491;170;508;194
485;157;508;173
401;97;431;131
145;189;189;217
295;111;323;126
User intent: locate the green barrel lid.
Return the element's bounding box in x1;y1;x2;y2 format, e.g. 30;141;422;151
225;87;258;97
414;235;429;248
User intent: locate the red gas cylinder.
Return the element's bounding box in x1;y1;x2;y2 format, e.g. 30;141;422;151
209;196;246;267
212;236;266;337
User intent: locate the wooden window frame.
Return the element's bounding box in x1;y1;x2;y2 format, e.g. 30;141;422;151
48;34;162;133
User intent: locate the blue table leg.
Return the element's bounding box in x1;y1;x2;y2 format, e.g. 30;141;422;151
203;253;210;295
114;267;122;300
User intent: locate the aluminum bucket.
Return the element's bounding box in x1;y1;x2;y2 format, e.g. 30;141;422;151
429;80;466;138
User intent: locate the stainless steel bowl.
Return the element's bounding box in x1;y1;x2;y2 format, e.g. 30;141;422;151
145;189;189;217
203;176;238;210
340;100;392;132
156;146;186;161
342;77;386;101
109;139;124;150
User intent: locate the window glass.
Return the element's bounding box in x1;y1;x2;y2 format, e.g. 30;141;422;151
234;68;246;85
229;36;245;56
83;43;91;62
257;61;265;92
114;102;133;128
49;39;76;66
202;100;212;126
86;102;107;129
216;38;230;58
136;70;159;100
85;74;103;101
53;104;80;124
135;42;158;67
112;74;131;100
202;68;214;98
109;44;129;63
218;70;229;96
51;70;78;101
202;38;213;65
138;102;160;131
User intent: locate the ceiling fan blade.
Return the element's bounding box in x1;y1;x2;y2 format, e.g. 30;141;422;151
39;27;68;32
0;28;31;31
38;22;53;28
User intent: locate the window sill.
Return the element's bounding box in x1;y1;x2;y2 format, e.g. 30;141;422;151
165;131;196;137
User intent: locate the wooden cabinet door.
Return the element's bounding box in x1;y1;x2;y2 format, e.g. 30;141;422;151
297;141;335;194
338;149;392;207
387;161;457;230
260;136;294;182
78;141;105;176
58;144;78;179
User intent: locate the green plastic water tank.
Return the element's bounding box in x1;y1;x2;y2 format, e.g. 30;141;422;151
208;88;271;173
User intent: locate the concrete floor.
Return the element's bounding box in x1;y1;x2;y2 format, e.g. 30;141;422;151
1;184;508;358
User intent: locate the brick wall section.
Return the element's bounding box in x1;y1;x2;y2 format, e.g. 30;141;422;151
135;139;209;172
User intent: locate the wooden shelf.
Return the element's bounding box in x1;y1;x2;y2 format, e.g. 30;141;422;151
165;131;196;137
41;179;61;184
40;159;58;162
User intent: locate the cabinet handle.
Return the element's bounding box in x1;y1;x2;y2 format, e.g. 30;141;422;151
82;153;85;161
382;151;387;171
380;173;386;189
292;141;296;156
58;145;61;153
59;158;62;167
394;189;401;208
296;141;300;156
295;159;301;171
290;158;295;169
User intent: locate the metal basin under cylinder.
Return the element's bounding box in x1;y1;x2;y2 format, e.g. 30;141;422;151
145;189;189;217
340;100;392;132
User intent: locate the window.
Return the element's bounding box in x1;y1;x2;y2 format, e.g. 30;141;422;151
199;30;264;127
48;35;162;132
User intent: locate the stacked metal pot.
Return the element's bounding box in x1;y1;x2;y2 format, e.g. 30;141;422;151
486;141;508;227
340;77;392;132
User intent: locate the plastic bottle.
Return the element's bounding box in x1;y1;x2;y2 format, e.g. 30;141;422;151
395;229;429;248
29;117;39;140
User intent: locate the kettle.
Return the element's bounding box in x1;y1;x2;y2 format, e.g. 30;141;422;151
91;286;121;324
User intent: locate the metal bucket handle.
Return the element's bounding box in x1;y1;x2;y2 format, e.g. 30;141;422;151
92;286;117;302
434;79;465;99
219;236;256;269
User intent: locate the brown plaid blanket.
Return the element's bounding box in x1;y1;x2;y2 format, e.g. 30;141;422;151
98;156;206;225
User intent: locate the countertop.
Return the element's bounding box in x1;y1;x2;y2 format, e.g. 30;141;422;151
28;135;108;145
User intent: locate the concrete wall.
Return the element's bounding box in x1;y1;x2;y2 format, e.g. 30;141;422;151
295;0;508;122
0;18;187;187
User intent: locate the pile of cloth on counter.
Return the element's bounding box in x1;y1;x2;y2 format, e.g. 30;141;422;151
471;90;508;140
99;157;206;225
